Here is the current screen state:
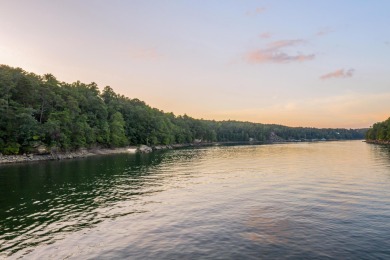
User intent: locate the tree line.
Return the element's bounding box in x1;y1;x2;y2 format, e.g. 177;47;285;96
366;117;390;141
0;65;364;155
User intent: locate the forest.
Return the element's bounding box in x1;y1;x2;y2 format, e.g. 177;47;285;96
366;117;390;141
0;65;364;155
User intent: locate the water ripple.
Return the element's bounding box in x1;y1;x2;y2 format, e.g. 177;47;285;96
1;141;390;259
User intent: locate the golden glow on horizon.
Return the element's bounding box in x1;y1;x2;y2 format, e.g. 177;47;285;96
148;92;390;128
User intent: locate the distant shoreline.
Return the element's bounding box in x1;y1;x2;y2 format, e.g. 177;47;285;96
0;139;364;165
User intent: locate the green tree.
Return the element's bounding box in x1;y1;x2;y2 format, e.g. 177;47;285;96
109;112;128;147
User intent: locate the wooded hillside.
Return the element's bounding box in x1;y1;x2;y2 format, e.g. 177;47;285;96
0;65;364;154
366;117;390;141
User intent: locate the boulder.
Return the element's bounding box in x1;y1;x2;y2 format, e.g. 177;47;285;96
34;144;49;155
138;145;153;153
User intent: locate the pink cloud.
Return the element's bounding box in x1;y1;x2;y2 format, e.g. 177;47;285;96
255;7;266;14
246;7;266;16
259;32;272;39
267;39;305;49
320;69;355;80
244;39;315;64
316;28;333;36
246;50;314;63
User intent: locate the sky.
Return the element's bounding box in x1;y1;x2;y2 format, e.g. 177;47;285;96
1;0;389;128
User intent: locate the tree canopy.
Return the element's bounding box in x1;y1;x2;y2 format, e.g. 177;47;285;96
0;65;365;155
366;117;390;141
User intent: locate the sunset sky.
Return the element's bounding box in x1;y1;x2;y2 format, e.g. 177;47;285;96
1;0;389;128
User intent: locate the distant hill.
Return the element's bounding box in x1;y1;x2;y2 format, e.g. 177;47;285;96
0;65;365;155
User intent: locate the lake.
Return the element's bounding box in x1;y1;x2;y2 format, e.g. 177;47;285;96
1;141;390;259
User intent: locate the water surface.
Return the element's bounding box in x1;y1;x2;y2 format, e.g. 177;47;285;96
1;141;390;259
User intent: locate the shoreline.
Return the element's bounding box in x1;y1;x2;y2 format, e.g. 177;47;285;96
0;140;363;165
0;144;195;165
0;147;137;165
0;142;256;165
365;140;390;145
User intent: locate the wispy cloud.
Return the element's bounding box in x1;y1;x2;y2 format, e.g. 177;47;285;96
246;7;266;16
267;39;305;49
246;51;314;63
255;7;266;14
244;39;315;64
320;69;355;80
259;32;272;39
316;28;333;36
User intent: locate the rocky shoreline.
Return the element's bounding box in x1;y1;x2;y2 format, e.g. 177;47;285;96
1;139;360;165
0;147;130;165
0;144;200;165
365;140;390;145
0;141;244;165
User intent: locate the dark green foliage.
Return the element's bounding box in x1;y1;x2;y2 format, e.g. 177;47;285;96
0;65;365;154
366;117;390;141
109;112;128;147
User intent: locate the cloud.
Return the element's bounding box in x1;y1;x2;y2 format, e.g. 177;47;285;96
267;39;305;49
255;7;266;14
316;28;333;36
246;7;266;16
246;51;315;63
320;69;355;80
259;32;272;39
244;39;315;64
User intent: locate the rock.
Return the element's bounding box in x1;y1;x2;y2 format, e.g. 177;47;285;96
138;145;153;153
152;145;162;151
151;145;174;151
127;148;137;153
35;145;49;155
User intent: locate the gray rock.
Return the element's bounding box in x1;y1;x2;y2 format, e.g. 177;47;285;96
138;145;153;153
35;145;49;155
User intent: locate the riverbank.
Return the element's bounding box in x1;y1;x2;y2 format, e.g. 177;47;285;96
0;140;358;165
365;140;390;145
0;147;136;165
0;142;250;165
0;143;211;165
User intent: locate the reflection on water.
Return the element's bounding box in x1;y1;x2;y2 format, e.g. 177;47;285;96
1;141;390;259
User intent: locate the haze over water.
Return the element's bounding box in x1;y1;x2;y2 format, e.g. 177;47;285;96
1;141;390;259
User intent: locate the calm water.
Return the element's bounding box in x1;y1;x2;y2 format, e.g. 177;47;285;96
1;141;390;259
